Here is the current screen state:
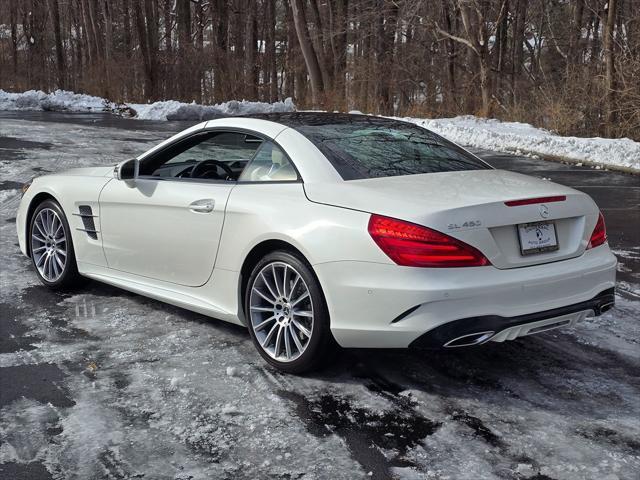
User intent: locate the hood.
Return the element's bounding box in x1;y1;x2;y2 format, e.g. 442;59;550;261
51;166;115;178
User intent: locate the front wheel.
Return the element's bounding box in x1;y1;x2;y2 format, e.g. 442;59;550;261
245;251;334;373
29;199;83;290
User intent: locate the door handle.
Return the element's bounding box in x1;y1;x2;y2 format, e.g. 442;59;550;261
189;199;215;213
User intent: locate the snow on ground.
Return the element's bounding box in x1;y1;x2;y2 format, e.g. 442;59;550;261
399;115;640;171
0;89;295;121
2;89;638;171
0;89;113;113
128;97;295;121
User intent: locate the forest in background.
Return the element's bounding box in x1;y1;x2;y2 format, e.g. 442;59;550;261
0;0;639;140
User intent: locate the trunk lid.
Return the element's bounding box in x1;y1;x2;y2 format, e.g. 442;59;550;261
304;169;599;269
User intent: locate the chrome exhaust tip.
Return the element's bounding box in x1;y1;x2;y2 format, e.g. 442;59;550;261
597;301;615;315
443;331;495;348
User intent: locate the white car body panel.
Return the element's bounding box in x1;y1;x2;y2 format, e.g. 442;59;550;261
315;245;616;347
305;169;600;269
16;115;617;351
17;171;112;267
215;183;388;270
77;261;241;324
99;177;233;286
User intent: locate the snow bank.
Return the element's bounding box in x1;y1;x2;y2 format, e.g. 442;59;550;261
400;115;640;171
0;89;295;121
0;89;113;113
129;97;295;121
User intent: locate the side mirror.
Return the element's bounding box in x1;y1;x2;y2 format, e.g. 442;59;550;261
114;158;139;181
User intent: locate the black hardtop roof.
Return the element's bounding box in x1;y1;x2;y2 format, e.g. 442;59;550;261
239;112;412;129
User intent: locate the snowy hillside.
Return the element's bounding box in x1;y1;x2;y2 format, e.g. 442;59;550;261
1;89;638;171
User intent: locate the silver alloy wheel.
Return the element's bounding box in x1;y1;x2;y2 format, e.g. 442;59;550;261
31;208;67;282
249;261;314;362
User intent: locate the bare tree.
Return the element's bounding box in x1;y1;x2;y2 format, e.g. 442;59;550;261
1;0;639;139
291;0;324;107
435;0;507;116
50;0;66;89
603;0;618;135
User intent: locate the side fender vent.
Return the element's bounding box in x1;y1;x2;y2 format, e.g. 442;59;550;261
75;205;99;240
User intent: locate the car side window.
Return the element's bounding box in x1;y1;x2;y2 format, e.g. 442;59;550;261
238;141;298;182
139;131;263;181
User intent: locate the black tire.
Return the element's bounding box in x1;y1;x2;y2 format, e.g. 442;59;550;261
245;250;335;373
29;199;84;290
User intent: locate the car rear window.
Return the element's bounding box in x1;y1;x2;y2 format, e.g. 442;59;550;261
295;121;490;180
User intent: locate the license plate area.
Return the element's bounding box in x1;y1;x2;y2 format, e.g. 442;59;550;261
517;221;559;255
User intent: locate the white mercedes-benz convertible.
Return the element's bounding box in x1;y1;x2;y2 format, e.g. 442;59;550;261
16;113;616;372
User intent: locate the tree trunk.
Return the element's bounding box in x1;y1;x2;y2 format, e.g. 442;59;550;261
177;0;192;100
244;4;257;100
379;0;398;115
511;0;527;103
194;0;204;102
285;1;296;100
479;58;491;117
291;0;325;107
86;0;103;63
102;0;113;97
232;0;245;98
50;0;66;88
306;0;332;95
122;0;132;60
135;0;158;100
442;0;457;111
603;0;618;135
266;0;278;102
569;0;584;66
163;0;173;53
9;0;19;77
495;0;509;96
330;0;348;109
212;0;228;101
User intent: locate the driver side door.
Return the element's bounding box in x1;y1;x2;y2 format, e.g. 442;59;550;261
99;130;262;287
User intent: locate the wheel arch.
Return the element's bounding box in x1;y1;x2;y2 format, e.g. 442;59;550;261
25;192;61;257
237;239;325;326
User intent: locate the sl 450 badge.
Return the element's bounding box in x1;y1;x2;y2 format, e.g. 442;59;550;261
448;220;482;230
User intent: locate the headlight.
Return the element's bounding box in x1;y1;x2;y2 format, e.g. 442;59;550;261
21;180;32;197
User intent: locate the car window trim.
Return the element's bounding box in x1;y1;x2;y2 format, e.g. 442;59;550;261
137;126;303;184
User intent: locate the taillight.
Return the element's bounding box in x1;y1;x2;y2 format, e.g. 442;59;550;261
587;212;607;249
368;214;491;268
505;195;566;207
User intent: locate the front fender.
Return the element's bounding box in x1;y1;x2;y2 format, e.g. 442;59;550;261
17;175;112;268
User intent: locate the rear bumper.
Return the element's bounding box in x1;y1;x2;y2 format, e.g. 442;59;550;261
314;245;617;348
409;287;614;348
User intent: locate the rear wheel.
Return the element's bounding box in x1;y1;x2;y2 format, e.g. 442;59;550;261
245;250;334;373
29;199;83;290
